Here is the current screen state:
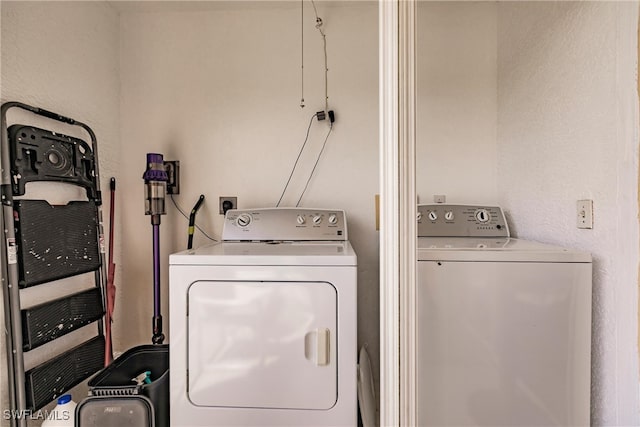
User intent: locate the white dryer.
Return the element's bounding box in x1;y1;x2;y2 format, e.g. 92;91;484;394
417;204;592;426
169;208;357;426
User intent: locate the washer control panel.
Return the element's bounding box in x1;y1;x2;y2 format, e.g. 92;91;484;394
223;208;347;241
417;204;509;238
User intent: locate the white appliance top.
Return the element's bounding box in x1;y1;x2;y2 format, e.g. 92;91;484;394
170;240;357;266
418;237;591;262
417;204;591;263
171;208;356;266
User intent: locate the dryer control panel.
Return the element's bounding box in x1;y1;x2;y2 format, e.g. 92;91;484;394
417;204;510;238
223;208;347;241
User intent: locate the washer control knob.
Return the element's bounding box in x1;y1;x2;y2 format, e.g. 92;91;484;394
328;214;338;225
417;212;423;221
475;209;490;223
428;211;438;221
296;215;306;225
444;211;454;221
236;213;252;227
313;215;323;225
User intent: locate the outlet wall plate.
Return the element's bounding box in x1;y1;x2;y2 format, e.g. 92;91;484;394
433;195;446;204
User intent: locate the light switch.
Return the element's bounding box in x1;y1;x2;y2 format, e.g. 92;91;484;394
577;200;593;229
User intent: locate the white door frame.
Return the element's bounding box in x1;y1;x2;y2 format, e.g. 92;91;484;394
379;0;417;425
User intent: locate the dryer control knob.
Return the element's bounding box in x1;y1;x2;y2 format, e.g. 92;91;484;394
445;211;454;221
296;215;306;225
313;215;323;225
237;213;252;227
475;209;490;223
328;214;338;225
428;211;438;221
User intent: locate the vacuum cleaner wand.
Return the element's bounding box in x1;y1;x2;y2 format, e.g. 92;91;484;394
143;153;168;345
187;195;205;250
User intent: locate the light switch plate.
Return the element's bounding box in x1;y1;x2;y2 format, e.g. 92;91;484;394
577;199;593;229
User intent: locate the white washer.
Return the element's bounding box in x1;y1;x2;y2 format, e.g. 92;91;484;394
417;204;592;426
169;208;357;426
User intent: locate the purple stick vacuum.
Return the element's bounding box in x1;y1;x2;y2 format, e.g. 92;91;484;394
143;153;168;345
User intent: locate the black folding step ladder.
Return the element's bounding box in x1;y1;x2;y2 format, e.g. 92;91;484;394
1;102;108;427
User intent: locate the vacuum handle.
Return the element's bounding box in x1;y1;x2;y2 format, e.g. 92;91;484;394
190;195;205;220
187;195;205;250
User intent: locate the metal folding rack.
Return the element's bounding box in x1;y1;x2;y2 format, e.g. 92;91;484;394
0;102;108;426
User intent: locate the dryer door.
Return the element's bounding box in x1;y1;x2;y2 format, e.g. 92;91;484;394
187;281;338;410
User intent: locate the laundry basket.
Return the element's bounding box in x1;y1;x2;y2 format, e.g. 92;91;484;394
85;345;169;427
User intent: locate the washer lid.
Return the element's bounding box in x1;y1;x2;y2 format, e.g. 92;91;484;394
170;241;357;266
418;237;591;263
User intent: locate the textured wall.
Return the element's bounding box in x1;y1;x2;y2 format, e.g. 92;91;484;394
497;2;640;424
417;1;498;204
0;1;120;425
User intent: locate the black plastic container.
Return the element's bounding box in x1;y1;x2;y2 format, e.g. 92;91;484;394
87;345;168;427
77;395;155;426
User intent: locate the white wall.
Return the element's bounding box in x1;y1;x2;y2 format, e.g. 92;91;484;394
497;2;640;424
0;1;120;425
417;1;498;204
117;0;380;389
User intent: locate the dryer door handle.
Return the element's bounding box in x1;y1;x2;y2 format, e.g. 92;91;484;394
304;328;330;366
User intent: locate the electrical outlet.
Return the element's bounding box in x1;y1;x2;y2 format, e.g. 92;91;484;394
219;197;237;214
164;161;180;195
434;195;446;204
577;199;593;229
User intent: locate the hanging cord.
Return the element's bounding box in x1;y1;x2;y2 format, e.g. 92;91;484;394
170;194;218;242
310;0;329;112
300;0;305;108
276;113;318;206
296;122;333;207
